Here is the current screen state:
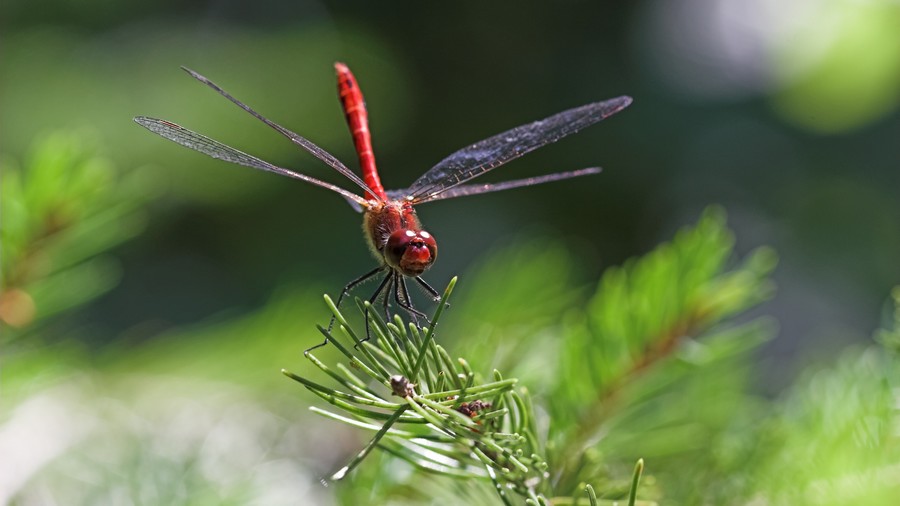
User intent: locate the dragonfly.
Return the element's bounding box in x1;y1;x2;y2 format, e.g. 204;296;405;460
134;63;632;342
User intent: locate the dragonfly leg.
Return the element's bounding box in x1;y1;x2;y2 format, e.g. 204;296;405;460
415;276;441;301
381;275;393;326
326;266;385;331
395;273;430;328
358;271;392;348
397;273;417;328
308;266;385;353
415;275;449;309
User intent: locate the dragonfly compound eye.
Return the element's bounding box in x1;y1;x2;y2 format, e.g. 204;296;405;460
385;229;437;276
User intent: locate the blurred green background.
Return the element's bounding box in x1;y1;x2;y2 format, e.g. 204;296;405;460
2;0;900;504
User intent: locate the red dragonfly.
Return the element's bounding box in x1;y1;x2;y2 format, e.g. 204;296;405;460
134;64;631;334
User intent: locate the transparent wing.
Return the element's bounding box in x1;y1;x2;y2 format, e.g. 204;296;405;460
405;96;631;202
134;116;367;208
388;167;601;204
180;67;379;202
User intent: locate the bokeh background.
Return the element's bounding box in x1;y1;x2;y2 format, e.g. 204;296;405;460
3;0;899;503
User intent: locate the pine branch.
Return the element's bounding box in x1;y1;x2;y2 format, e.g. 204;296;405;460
549;207;777;496
283;208;788;504
1;131;155;336
283;278;559;502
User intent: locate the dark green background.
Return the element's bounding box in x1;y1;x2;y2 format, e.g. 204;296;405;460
4;0;899;384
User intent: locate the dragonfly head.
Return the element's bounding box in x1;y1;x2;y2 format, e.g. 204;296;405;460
385;229;437;277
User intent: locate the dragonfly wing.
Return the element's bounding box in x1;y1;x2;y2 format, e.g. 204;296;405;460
407;167;602;203
406;96;631;202
180;67;379;201
134;116;367;209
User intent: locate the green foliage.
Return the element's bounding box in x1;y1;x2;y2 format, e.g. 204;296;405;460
5;134;899;505
746;312;900;504
288;208;899;505
875;286;900;354
288;208;781;504
755;351;899;504
286;280;557;502
1;131;154;339
548;208;777;502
